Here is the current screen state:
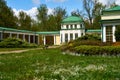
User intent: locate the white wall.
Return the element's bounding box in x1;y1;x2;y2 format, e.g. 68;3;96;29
60;29;85;43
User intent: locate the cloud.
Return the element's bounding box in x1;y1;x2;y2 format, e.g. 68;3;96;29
13;7;54;20
46;0;67;3
98;0;120;5
32;0;40;5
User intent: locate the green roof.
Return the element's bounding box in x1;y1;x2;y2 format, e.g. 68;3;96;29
62;16;83;23
103;6;120;12
0;27;60;35
36;31;60;35
0;27;34;33
86;29;102;33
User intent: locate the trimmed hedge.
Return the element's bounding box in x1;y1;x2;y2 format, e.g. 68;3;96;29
0;38;38;48
74;45;120;56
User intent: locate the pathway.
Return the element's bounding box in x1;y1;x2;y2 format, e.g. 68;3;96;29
0;46;59;55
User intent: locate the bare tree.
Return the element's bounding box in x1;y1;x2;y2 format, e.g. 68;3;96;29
83;0;94;27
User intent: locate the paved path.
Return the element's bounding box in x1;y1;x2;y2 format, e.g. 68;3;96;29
0;48;41;54
0;46;59;55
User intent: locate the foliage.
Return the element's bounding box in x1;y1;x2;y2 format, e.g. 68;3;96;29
37;4;48;31
53;7;67;30
0;0;17;28
0;38;38;48
71;9;82;17
76;34;101;41
83;0;105;29
0;48;120;80
18;11;32;30
60;34;115;55
74;45;120;56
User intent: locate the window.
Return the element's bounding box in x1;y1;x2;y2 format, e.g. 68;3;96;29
65;33;68;42
70;33;73;40
75;33;78;39
106;26;113;42
81;33;83;36
70;25;73;29
66;25;69;29
75;24;77;29
80;24;83;28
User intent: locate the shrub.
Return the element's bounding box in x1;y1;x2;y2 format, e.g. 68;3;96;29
76;34;101;41
0;38;38;48
74;45;120;56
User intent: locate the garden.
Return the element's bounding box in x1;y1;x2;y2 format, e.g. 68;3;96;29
0;48;120;80
0;35;120;80
61;34;120;56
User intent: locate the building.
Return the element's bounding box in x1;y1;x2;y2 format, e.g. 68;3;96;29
0;27;60;45
60;16;85;43
101;6;120;42
0;16;102;45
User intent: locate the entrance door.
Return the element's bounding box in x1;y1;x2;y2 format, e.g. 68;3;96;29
106;26;113;42
46;36;54;45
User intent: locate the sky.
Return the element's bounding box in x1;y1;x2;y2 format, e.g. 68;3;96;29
5;0;120;20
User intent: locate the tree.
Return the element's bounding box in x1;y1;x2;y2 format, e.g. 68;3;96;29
37;4;48;31
53;7;67;30
0;0;17;28
83;0;94;27
47;15;57;31
18;11;32;30
71;9;82;17
83;0;105;29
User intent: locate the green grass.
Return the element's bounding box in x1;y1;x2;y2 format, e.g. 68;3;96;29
0;48;120;80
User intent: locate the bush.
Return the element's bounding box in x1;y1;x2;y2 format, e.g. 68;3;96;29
76;34;101;41
74;45;120;56
0;38;38;48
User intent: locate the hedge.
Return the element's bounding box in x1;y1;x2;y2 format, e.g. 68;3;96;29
74;45;120;56
0;38;38;48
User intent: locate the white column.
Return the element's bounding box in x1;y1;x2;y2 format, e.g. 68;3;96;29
103;25;106;42
9;33;12;38
54;35;56;45
28;35;31;43
43;36;46;45
78;31;81;37
63;33;65;43
73;33;75;40
68;33;70;42
73;24;75;29
69;25;70;29
113;25;116;42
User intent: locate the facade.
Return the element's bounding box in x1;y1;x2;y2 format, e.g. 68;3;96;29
0;16;102;46
0;27;60;45
60;16;85;43
101;6;120;42
0;27;39;44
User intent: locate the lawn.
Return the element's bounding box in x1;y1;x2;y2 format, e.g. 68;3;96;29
0;48;120;80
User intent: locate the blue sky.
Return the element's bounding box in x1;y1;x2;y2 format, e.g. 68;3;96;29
5;0;120;19
6;0;83;15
